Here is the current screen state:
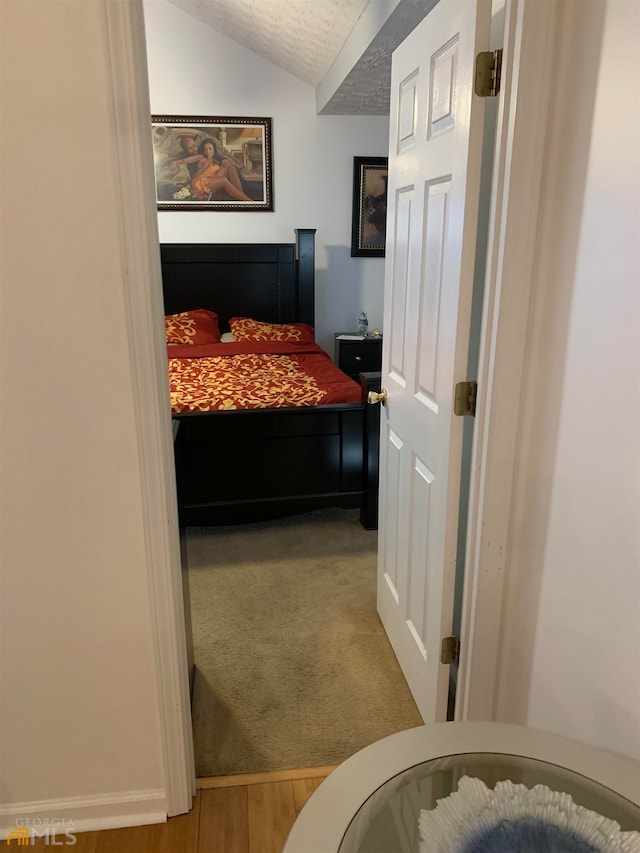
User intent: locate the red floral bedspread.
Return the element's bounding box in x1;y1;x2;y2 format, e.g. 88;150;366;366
167;341;362;413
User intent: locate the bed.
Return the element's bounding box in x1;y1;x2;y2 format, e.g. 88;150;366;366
162;229;379;529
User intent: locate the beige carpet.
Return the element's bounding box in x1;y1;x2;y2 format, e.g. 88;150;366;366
187;508;423;778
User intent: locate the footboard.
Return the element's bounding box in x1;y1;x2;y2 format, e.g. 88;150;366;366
173;403;368;526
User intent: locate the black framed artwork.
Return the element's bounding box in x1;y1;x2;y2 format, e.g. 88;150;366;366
351;156;388;257
151;115;273;211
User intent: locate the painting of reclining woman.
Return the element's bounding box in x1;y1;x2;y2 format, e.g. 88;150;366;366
151;116;273;211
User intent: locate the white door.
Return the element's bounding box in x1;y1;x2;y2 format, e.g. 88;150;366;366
377;0;491;722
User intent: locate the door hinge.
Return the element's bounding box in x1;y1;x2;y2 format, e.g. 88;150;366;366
454;381;477;417
441;635;461;666
475;49;503;97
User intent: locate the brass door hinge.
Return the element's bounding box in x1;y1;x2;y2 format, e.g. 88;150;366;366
454;381;477;417
475;49;503;97
441;635;461;666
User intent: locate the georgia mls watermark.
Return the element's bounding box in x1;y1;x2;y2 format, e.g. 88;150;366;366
6;817;77;846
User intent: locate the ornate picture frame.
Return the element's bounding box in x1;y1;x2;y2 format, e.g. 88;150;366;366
151;115;273;211
351;156;388;256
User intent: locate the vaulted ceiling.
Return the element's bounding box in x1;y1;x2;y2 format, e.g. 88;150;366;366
166;0;436;115
167;0;370;86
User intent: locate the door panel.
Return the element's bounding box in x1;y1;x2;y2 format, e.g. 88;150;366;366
389;189;413;379
381;430;403;595
377;0;490;722
418;178;451;402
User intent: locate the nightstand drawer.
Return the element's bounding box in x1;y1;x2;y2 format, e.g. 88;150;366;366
335;335;383;381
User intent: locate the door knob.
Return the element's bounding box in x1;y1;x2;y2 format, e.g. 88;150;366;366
368;389;388;406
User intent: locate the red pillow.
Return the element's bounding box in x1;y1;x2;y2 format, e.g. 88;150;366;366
165;309;220;345
229;317;315;343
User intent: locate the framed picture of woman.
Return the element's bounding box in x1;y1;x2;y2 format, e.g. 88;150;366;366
151;116;273;211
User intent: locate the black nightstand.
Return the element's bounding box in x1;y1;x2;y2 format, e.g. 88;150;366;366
335;334;383;382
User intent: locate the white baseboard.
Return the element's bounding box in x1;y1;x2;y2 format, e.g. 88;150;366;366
0;789;167;840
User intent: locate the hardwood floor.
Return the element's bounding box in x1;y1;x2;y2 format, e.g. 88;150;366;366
27;767;336;853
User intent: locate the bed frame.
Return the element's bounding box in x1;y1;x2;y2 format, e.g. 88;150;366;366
162;229;379;529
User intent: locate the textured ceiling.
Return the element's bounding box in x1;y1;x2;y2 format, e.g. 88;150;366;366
320;0;437;114
166;0;370;86
166;0;435;115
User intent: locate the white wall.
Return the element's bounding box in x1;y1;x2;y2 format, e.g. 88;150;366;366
0;0;170;831
498;0;640;761
143;0;389;353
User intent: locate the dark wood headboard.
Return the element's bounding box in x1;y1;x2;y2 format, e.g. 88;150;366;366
161;228;316;333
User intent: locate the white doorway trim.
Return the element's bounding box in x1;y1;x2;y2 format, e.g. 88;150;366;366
456;0;562;720
103;0;195;815
107;0;569;808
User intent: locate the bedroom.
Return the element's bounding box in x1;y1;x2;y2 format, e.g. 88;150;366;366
1;0;638;840
144;0;413;778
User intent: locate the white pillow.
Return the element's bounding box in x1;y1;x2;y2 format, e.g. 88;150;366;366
220;331;236;343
